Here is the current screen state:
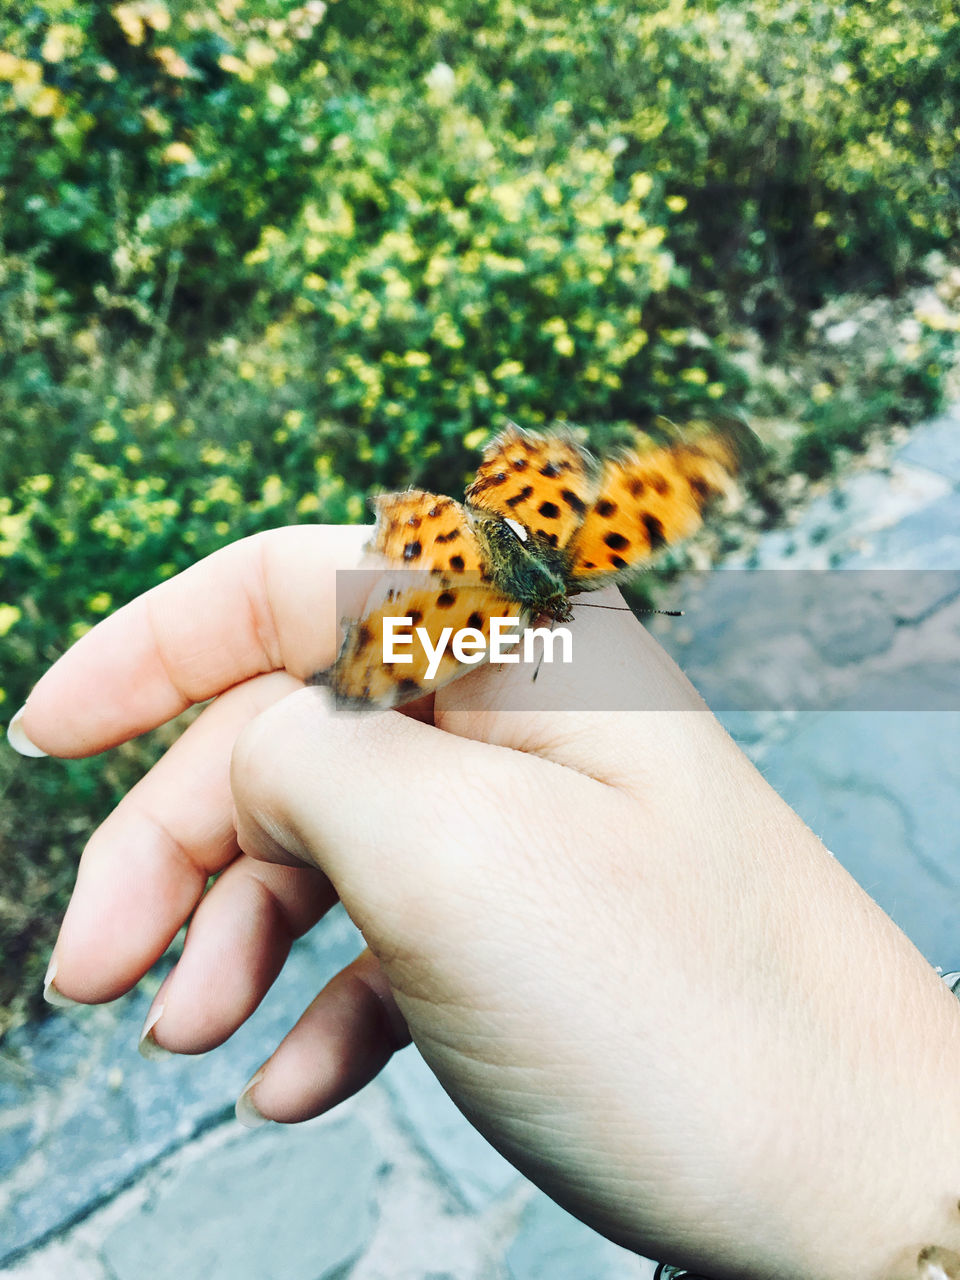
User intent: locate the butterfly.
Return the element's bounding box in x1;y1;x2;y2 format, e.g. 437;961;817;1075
313;419;756;709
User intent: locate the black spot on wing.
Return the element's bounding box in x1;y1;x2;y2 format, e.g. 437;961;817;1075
595;498;617;518
642;513;666;548
604;531;629;551
506;485;534;508
449;554;465;572
561;489;586;516
403;540;422;561
467;611;485;631
538;501;560;519
435;528;461;543
437;590;457;608
609;554;627;570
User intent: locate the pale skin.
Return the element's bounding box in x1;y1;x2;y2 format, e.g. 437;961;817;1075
13;525;960;1279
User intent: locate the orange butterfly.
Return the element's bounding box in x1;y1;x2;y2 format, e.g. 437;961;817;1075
314;420;755;708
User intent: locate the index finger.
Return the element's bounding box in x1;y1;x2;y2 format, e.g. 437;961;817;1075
17;524;369;758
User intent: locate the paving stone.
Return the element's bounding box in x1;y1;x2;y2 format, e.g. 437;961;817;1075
666;569;960;714
0;907;364;1267
730;463;950;570
843;490;960;569
0;1121;35;1178
382;1051;520;1211
99;1111;379;1280
664;571;895;712
897;407;960;483
759;711;960;964
504;1193;645;1279
380;1049;522;1212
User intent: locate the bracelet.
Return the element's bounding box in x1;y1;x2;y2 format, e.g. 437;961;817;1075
648;972;960;1280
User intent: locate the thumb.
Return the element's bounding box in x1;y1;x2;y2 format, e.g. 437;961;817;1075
229;684;603;954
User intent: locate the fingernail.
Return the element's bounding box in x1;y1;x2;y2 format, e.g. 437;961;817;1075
43;955;80;1008
7;705;47;758
235;1068;270;1129
138;1002;173;1060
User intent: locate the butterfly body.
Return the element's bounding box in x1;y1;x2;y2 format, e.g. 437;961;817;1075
315;419;755;709
472;509;573;623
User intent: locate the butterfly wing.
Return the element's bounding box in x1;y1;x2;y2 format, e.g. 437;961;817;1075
369;490;488;575
464;423;599;562
316;490;526;709
567;421;752;590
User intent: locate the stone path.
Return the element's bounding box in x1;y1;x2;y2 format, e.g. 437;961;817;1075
2;408;959;1278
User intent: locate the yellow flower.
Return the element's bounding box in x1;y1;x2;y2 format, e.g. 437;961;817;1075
113;2;171;46
162;141;195;165
244;39;277;69
42;24;84;63
154;47;193;79
262;475;285;506
0;604;22;638
218;54;253;80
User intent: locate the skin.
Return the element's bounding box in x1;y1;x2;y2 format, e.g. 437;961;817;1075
15;524;960;1280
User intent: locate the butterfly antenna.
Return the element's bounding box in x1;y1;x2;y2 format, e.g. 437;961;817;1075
573;602;683;617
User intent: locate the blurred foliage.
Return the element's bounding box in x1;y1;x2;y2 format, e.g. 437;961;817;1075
2;0;960;1033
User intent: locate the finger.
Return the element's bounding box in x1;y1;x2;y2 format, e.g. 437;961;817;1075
19;524;369;758
230;686;617;948
50;670;304;1004
235;949;410;1126
434;587;721;791
142;855;338;1056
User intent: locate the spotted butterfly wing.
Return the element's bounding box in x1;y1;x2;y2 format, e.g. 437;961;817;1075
465;423;598;564
566;421;747;588
465;419;750;591
317;490;525;709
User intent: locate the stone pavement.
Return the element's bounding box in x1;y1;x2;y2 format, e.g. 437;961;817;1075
2;408;960;1278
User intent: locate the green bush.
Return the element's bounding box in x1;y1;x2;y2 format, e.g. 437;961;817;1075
2;0;960;1031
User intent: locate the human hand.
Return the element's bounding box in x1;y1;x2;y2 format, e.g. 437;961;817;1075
12;525;960;1280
